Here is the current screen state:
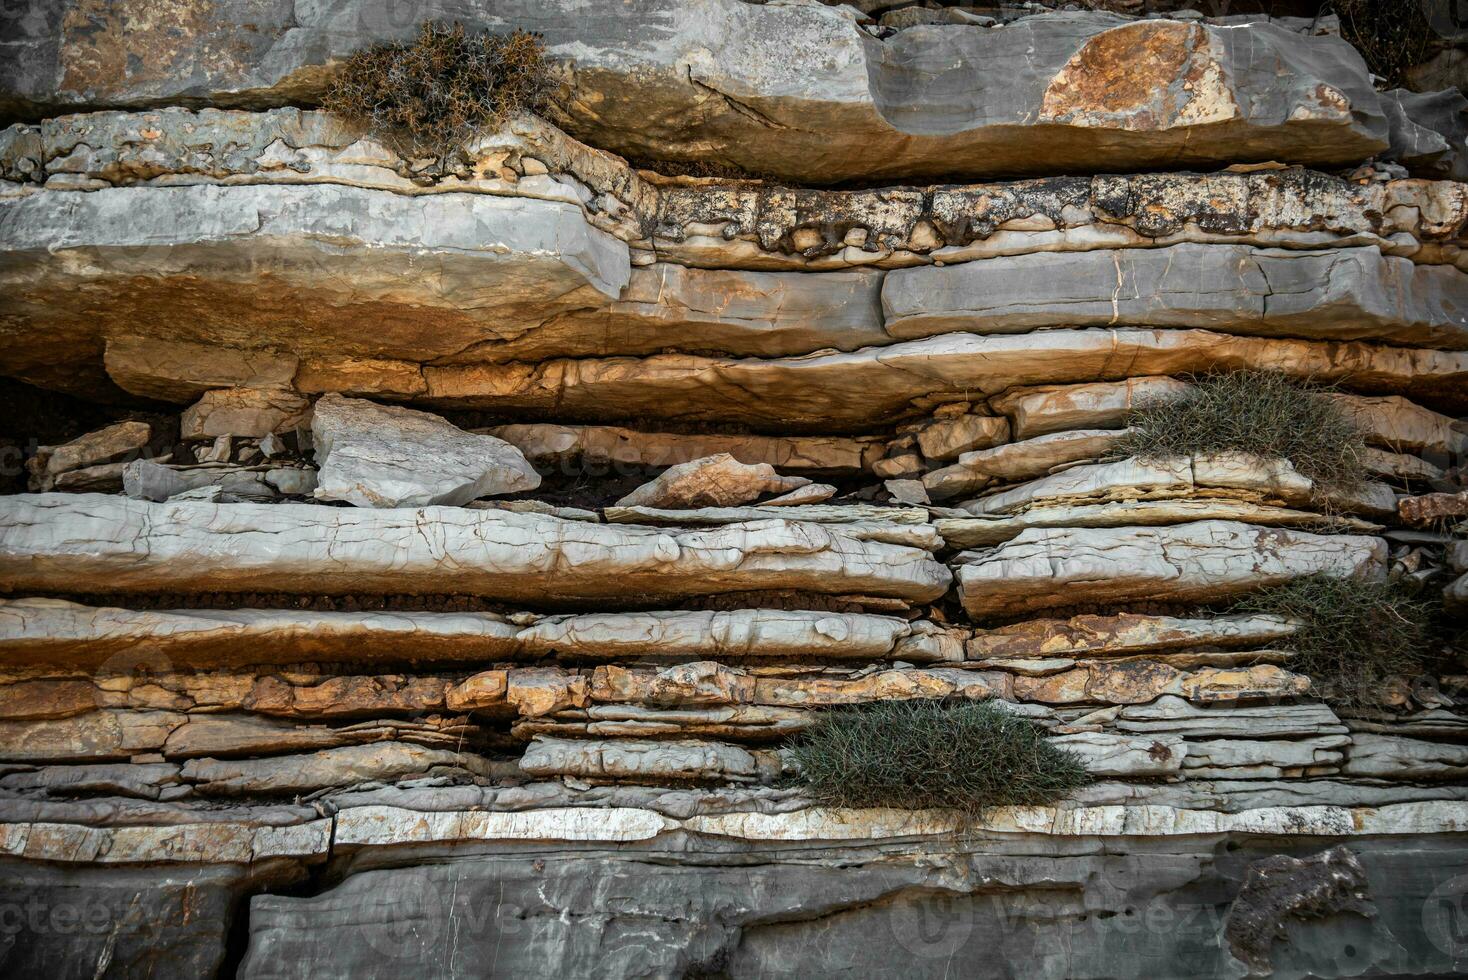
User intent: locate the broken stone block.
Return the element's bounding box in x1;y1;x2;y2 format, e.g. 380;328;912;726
310;394;540;508
1049;732;1185;778
615;454;809;509
26;420;154;492
990;378;1193;440
180;388;311;440
915;415;1010;461
924;429;1126;501
518;736;767;783
122;460;274;503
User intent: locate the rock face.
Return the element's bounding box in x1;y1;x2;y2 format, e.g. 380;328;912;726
4;8;1468;980
310;394;540;507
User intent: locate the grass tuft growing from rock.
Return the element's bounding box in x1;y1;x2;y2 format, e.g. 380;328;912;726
1114;370;1368;495
788;700;1090;815
1233;576;1435;707
323;22;553;158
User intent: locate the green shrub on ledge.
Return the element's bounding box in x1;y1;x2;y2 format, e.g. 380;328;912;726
1114;370;1369;496
323;22;553;158
788;700;1090;814
1233;576;1436;707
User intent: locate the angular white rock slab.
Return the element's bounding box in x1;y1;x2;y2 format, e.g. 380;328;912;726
310;394;539;508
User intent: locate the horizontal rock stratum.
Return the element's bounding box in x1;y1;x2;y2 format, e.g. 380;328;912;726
2;4;1392;182
0;494;952;604
956;521;1387;618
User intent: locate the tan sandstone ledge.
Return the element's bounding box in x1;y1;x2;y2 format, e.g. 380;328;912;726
0;495;950;605
3;801;1467;865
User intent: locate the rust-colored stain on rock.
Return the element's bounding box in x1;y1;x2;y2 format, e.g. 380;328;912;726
58;0;263;100
1041;21;1239;130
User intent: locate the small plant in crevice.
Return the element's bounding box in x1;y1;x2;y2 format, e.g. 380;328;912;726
787;699;1090;815
322;21;553;160
1113;370;1369;498
1232;575;1439;708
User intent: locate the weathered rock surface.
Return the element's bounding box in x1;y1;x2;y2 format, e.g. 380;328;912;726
0;599;956;668
179;387;311;438
1117;696;1345;739
991;377;1187;440
0;495;951;604
310;395;539;508
956;521;1386;618
1050;731;1184;777
924;429;1125;500
615;454;809;509
967;613;1298;660
0;5;1392;182
958;454;1397;520
4;9;1468;976
519;736;771;783
937;499;1382;548
230;830;1468;978
181;742;494;796
1344;735;1468;779
884;244;1468;349
122;460;276;503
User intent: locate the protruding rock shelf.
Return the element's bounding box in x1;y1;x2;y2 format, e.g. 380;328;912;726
0;495;951;604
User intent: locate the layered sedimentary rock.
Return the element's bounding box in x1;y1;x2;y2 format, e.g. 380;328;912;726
4;7;1468;979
